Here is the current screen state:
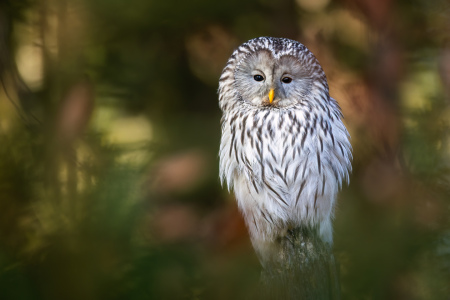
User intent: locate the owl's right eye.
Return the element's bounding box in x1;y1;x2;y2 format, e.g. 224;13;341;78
253;75;264;82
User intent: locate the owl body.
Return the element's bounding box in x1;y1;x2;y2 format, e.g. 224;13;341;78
218;37;351;256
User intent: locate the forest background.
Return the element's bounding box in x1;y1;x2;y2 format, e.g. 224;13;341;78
0;0;449;299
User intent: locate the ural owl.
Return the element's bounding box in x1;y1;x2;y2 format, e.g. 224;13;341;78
218;37;352;260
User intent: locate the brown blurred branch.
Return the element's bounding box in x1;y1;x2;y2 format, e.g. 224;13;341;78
259;227;340;300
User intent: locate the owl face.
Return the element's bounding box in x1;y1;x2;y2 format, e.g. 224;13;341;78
233;48;315;108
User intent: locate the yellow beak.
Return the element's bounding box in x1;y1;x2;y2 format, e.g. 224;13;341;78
269;89;274;104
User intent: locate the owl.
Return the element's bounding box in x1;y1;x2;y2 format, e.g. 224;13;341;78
218;37;352;261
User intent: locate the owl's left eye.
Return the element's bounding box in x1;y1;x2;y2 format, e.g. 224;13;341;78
253;75;264;82
281;77;292;84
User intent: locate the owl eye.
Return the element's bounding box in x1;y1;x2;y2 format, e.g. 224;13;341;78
281;77;292;84
253;75;264;82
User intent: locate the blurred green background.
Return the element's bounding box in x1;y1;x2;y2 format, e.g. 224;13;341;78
0;0;449;299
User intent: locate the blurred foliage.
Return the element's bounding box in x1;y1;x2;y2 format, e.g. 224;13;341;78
0;0;449;299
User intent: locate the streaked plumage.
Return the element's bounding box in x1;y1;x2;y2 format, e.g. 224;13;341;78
218;37;352;259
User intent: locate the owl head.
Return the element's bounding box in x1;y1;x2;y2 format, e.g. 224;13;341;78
219;37;329;110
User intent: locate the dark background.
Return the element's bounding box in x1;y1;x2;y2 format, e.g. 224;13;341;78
0;0;449;299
